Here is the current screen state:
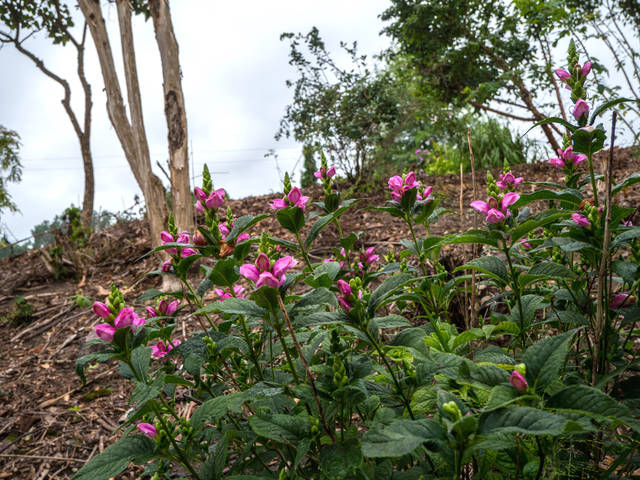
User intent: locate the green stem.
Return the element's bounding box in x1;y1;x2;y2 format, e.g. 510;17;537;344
504;243;526;351
586;152;599;207
154;403;202;480
365;330;415;419
295;230;314;271
406;215;427;275
273;313;300;383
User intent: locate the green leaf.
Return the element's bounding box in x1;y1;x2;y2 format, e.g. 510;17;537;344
444;229;500;248
275;206;305;234
248;413;310;443
201;434;229;480
130;346;151;383
305;214;334;249
548;385;637;427
523;330;576;393
75;352;118;385
479;407;568;435
511;212;568;244
226;214;270;242
296;311;350;326
589;97;634;125
319;439;363;479
611;226;640;248
524;116;575;136
292;287;337;311
195;297;266;318
368;273;414;314
192;392;248;431
514;189;582;208
208;258;240;287
130;376;162;408
612;173;640;196
370;314;411;330
509;295;548;331
457;256;508;285
361;418;445;458
72;435;155;480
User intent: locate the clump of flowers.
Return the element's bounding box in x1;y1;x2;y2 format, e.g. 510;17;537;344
470;172;520;224
93;287;146;343
214;285;245;301
388;171;433;202
271;172;309;211
496;169;523;191
145;299;179;318
336;279;363;312
549;146;587;171
240;252;297;289
151;339;181;359
194;186;226;212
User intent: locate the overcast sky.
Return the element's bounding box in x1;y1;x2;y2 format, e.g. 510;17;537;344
0;0;392;241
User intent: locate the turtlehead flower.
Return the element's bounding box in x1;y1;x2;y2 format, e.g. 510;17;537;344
548;146;587;170
218;222;250;243
571;213;590;227
136;423;158;438
93;301;111;318
160;231;177;255
95;323;116;342
496;172;524;190
470;192;519;224
205;188;226;209
151;339;181;359
359;247;379;266
510;370;528;391
580;61;592;77
240;253;297;288
388;171;421;201
161;260;172;272
214;285;245;301
554;68;571;83
314;165;336;179
270;187;309;211
610;293;635;309
573;99;590;121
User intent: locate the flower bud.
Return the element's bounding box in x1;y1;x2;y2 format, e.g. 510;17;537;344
442;401;462;421
95;323;116;342
92;301;111;318
510;370;528;391
136;422;158;438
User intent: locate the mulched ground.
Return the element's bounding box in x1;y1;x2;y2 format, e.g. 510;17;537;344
0;147;638;479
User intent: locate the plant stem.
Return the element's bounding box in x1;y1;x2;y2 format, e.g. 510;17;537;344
277;295;335;442
406;215;427;275
295;230;314;271
504;244;526;350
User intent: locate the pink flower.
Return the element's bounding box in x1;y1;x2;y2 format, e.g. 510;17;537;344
240;264;260;282
160;231;177;255
288;187;302;205
95;323;116;342
256;272;281;288
622;220;633;227
270;198;287;210
571;213;590;226
548;157;566;169
360;247;379;265
417;185;433;201
145;306;157;318
521;241;532;249
205;188;226;209
181;248;197;258
580;61;592;77
549;147;587;170
610;293;635;309
136;422;158;438
176;231;190;244
255;252;271;272
314;166;336;179
114;307;137;329
501;192;520;210
195;200;204;212
337;296;352;311
151;339;181;359
166;300;179;316
273;256;297;277
193;230;207;246
194;187;207;201
497;172;524;190
510;371;528;391
326;166;336;178
486;208;506;224
161;260;172;272
388;176;403;191
93;302;111;318
237;233;250;243
555;68;571;82
337;279;352;297
214;285;245;301
573;99;590;120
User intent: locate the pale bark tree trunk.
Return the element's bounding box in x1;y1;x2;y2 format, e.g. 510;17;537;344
78;0;168;246
1;22;95;225
149;0;194;232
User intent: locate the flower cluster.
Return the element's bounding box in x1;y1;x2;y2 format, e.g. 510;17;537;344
548;146;587;170
496;171;523;191
161;230;197;258
151;339;181;359
388;171;433;202
218;222;250;243
145;299;179;318
93;303;146;343
336;279;362;312
471;192;520;224
214;285;245;301
240;252;297;289
271;186;309;211
314;165;336;180
194;186;226;212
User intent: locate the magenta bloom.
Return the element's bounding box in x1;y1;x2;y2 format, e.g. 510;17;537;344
555;68;571;83
145;306;157;318
157;299;178;316
388;171;422;201
181;248;197;258
176;231;190;244
580;61;592;77
510;371;528;391
193;230;207;246
571;213;590;227
610;293;635;309
114;307;137;329
151;339;181;359
314;165;336;179
161;260;172;272
270;198;287;210
160;231;177;255
205;188;226;209
360;247;379;265
95;323;116;342
136;422;158;438
496;172;524;191
214;285;245;301
195;200;204;212
286;187;310;210
548;146;587;170
417;185;433;202
573;99;590;120
337;279;352;297
93;301;111;318
241;253;297;288
194;187;207;202
471;193;519;224
338;296;353;312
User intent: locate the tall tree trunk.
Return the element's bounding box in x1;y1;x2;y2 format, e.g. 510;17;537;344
78;0;168;246
149;0;194;232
